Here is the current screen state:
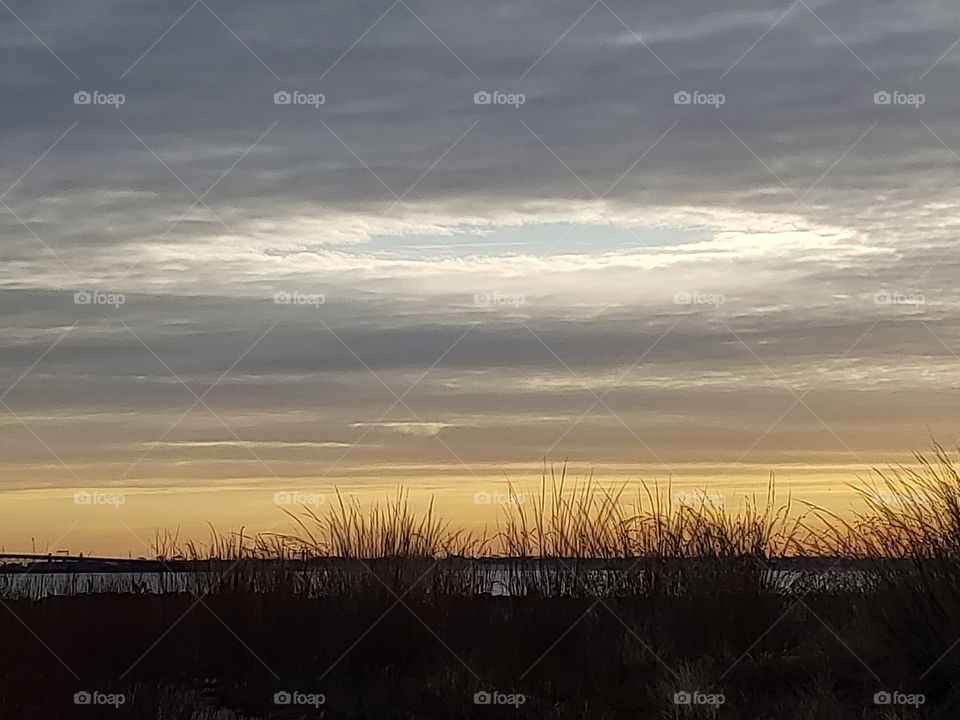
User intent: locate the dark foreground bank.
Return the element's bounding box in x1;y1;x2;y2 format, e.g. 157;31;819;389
7;449;960;718
0;554;956;719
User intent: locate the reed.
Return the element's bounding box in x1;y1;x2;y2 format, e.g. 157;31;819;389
9;449;960;717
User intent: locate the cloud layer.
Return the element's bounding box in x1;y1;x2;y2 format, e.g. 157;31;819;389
3;0;960;549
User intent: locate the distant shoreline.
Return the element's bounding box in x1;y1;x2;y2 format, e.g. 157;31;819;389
0;554;904;574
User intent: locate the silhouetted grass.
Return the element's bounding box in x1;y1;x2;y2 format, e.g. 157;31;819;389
7;452;960;717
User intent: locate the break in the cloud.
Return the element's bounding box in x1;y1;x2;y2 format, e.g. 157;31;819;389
2;0;960;551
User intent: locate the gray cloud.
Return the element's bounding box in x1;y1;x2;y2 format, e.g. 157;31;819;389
3;0;960;534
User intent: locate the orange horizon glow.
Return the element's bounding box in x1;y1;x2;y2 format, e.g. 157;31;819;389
0;459;914;556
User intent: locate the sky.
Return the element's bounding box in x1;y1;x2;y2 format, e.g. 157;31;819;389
2;0;960;554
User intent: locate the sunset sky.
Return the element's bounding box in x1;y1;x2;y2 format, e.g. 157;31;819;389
3;1;960;554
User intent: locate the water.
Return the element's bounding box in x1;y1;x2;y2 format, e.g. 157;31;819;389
0;564;873;599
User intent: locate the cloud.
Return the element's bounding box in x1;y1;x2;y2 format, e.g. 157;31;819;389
0;1;957;254
2;0;960;507
350;421;459;437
